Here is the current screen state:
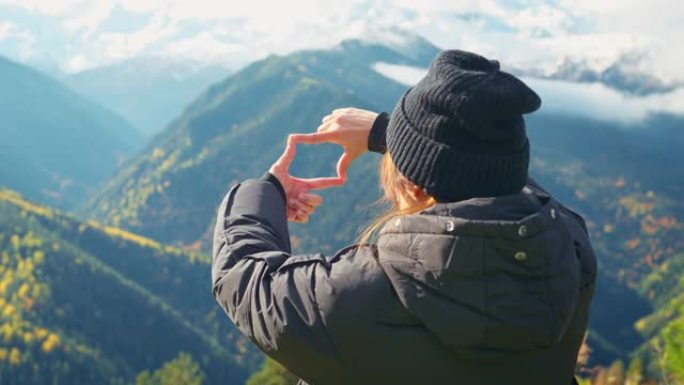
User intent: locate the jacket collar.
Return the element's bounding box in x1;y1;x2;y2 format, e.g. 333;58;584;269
378;187;558;240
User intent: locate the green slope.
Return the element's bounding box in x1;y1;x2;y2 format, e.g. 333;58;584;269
625;250;684;383
81;41;414;246
0;189;256;384
0;56;143;209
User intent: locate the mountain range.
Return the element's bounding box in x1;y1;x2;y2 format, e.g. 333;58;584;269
1;33;683;384
64;57;230;137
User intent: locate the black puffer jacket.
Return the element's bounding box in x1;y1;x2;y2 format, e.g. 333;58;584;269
212;126;597;385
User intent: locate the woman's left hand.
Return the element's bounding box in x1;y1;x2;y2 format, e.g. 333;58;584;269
269;135;345;223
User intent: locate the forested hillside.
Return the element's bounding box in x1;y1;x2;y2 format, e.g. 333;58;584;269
80;39;423;247
0;56;143;209
0;189;258;384
526;114;684;384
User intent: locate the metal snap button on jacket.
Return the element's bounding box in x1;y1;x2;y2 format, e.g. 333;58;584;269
446;221;455;232
514;251;528;261
518;225;528;237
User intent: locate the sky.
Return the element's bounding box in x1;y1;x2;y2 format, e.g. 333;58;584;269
0;0;683;84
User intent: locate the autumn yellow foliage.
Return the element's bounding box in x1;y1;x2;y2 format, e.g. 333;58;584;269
0;189;54;219
41;333;60;353
8;347;21;365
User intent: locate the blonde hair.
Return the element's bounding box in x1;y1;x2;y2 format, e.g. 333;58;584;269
357;152;437;245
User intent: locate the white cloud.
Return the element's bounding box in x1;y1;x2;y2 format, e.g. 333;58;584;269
558;0;684;83
0;0;83;15
0;0;682;85
0;19;36;60
0;20;15;40
371;62;684;121
372;62;426;85
393;0;506;16
65;54;91;72
62;1;114;34
162;31;247;65
371;1;684;84
95;12;177;62
523;77;684;122
117;0;163;14
509;4;576;36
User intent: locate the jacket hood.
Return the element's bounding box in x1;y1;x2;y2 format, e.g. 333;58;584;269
376;186;581;360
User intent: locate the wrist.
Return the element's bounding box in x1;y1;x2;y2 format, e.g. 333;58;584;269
260;171;286;202
368;112;389;154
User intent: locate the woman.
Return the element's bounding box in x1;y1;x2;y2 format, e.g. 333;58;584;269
212;49;597;385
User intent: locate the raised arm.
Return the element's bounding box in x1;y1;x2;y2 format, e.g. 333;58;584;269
212;175;344;382
212;132;383;384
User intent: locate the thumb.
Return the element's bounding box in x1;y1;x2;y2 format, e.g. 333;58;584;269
272;135;296;171
336;151;353;182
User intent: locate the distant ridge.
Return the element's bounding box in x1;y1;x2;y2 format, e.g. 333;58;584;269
64;57;230;137
0;56;143;209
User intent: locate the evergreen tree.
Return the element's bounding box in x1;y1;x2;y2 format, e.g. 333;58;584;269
626;356;644;385
246;358;298;385
135;352;204;385
606;360;626;385
661;314;684;382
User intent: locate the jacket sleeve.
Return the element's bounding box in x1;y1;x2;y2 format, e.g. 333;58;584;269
367;111;389;154
211;176;355;383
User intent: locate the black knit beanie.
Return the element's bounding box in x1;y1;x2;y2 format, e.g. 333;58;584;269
386;49;542;202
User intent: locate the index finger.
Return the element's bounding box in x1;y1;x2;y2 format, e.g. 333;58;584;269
290;131;341;145
293;176;345;190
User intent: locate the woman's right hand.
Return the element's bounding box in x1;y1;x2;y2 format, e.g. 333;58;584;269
290;107;379;182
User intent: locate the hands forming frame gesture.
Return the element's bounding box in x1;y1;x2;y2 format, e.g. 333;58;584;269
267;108;380;223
